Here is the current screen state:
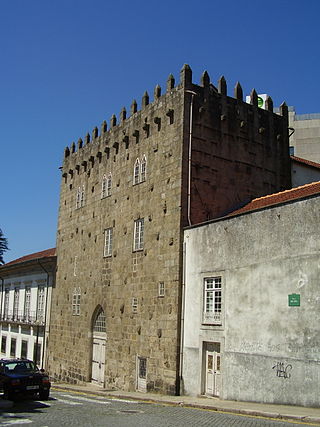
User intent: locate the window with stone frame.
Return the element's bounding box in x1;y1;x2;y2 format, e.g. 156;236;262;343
133;158;140;185
133;218;144;251
140;155;147;182
13;288;20;321
101;173;112;198
103;227;113;257
72;287;81;316
132;297;138;313
1;336;7;354
203;277;222;325
158;282;165;297
76;185;85;209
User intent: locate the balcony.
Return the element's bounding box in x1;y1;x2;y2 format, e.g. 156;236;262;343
0;310;45;326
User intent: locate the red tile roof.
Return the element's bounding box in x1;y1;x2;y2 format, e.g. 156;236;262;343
229;181;320;217
291;155;320;170
4;248;56;267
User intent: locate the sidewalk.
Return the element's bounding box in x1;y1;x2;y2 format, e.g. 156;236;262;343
50;382;320;425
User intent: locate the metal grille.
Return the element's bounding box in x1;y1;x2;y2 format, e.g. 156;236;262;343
93;309;106;333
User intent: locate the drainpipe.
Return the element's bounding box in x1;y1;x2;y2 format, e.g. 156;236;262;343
38;259;50;369
185;90;197;227
179;241;187;391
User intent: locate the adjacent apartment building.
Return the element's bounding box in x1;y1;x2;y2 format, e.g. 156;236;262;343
47;64;291;394
0;248;56;368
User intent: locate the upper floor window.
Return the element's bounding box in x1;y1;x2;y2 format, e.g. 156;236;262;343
133;218;144;251
37;287;45;322
101;173;112;198
133;155;147;185
72;287;81;316
24;287;31;321
3;289;9;319
203;277;222;325
103;227;113;257
13;288;20;320
76;185;85;209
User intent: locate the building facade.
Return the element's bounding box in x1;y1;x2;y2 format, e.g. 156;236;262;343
0;248;56;368
182;182;320;407
47;65;291;394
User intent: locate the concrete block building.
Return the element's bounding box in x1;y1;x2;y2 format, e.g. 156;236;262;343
47;65;291;394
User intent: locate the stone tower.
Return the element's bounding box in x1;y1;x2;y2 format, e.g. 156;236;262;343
47;65;291;394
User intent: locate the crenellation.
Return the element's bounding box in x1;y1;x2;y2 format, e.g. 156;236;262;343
234;82;243;101
142;91;149;108
154;85;161;99
218;75;227;95
120;107;127;122
110;114;117;128
166;74;175;92
201;70;210;87
249;88;258;107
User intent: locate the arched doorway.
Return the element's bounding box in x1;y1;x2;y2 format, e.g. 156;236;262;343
91;307;106;386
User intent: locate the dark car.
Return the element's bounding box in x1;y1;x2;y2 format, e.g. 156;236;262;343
0;358;51;401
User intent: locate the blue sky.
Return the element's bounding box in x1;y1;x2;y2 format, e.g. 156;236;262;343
1;0;320;262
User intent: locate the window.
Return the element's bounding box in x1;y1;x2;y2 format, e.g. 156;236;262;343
158;282;165;297
133;158;140;185
76;185;85;209
3;289;9;320
1;336;7;354
133;155;147;185
37;287;45;322
72;288;81;316
132;297;138;313
24;287;31;321
140;155;147;182
13;288;20;321
203;277;222;325
103;228;113;257
93;308;106;333
101;173;112;198
134;219;144;251
10;338;16;357
21;340;28;358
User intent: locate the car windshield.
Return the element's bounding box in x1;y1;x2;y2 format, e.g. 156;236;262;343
4;361;38;373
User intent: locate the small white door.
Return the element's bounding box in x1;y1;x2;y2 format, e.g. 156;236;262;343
91;337;106;386
205;348;221;397
136;357;147;392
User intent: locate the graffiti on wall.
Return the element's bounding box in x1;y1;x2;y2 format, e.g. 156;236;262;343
272;362;292;379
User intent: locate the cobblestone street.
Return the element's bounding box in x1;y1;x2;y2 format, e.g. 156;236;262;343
1;390;318;427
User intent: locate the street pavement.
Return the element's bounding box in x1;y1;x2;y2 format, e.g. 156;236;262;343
1;382;320;425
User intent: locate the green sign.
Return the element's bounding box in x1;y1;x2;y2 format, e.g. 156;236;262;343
257;96;264;108
288;293;300;307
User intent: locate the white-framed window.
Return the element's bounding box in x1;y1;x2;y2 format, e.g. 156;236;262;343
76;185;85;209
140;155;147;182
132;297;138;313
13;288;20;321
158;282;165;297
133;218;144;251
133;158;140;185
37;286;45;322
24;287;31;321
133;155;147;185
101;173;112;198
103;227;113;257
93;308;106;333
3;289;9;320
72;287;81;316
203;277;222;325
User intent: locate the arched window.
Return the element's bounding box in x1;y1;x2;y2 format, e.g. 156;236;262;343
93;308;106;333
133;158;140;185
140;155;147;182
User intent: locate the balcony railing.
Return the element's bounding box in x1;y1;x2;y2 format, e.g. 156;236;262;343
0;310;45;325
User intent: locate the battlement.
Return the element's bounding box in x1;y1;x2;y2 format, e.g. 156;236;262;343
61;64;289;180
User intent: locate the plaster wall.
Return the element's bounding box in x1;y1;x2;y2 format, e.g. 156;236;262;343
183;195;320;406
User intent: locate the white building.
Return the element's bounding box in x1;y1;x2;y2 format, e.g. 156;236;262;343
0;248;56;368
182;182;320;407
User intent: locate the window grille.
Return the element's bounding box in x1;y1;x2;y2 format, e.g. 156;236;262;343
72;288;81;316
37;287;45;322
93;309;106;333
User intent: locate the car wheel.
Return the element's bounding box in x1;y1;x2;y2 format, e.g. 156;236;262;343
39;390;50;400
